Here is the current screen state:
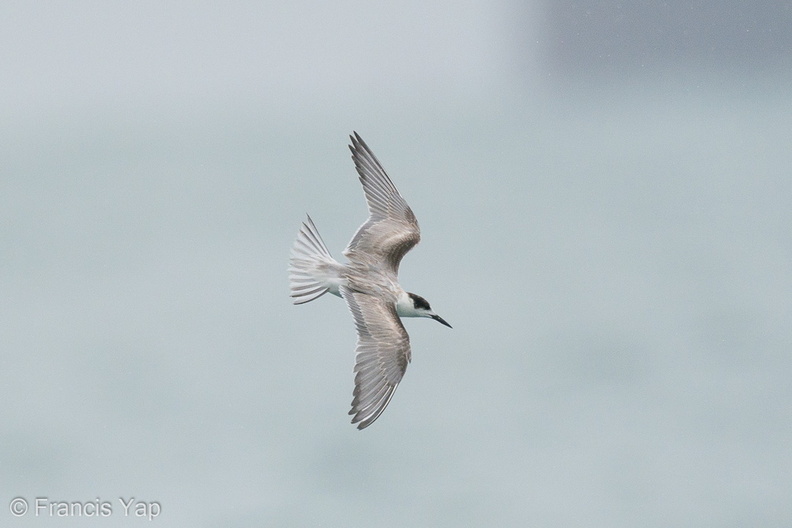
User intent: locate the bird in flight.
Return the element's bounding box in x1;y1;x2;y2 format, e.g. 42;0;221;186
289;132;451;429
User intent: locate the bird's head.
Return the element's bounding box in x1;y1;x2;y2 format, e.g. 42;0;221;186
398;292;452;328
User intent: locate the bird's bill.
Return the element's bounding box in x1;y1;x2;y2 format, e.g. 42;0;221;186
431;314;452;328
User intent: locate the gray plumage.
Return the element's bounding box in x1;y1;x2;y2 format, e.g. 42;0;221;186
344;132;421;275
289;132;451;430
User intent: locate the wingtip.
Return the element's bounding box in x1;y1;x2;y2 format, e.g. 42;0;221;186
350;415;372;430
349;131;368;152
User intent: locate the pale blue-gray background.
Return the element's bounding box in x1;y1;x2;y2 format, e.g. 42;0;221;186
2;1;791;526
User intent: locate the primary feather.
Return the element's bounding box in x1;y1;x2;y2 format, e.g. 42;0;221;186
344;132;421;275
341;285;411;430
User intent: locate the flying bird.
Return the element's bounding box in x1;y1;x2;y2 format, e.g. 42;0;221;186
289;132;451;429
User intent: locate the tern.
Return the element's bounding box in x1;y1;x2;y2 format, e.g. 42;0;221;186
289;132;451;430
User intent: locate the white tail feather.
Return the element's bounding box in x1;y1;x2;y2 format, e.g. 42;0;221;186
289;215;341;304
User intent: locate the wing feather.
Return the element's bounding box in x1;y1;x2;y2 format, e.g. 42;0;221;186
341;285;411;430
343;132;421;275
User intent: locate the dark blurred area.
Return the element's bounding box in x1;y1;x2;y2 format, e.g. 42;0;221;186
540;1;792;77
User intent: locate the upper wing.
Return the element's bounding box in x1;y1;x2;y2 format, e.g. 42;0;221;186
343;132;420;275
341;285;411;430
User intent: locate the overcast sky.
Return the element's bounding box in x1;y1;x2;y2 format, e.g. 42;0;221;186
2;2;791;527
4;1;789;117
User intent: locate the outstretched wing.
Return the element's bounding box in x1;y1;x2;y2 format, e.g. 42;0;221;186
343;132;420;275
341;285;411;430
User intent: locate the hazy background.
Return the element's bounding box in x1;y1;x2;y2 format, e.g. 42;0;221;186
2;1;791;526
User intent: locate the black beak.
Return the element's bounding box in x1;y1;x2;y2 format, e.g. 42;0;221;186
432;314;452;328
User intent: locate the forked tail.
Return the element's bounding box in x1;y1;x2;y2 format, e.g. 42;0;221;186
289;215;339;304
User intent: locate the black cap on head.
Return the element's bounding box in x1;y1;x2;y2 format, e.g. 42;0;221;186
407;292;431;311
